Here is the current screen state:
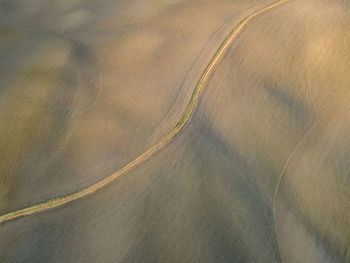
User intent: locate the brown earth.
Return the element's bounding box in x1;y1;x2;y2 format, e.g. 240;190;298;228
1;0;350;262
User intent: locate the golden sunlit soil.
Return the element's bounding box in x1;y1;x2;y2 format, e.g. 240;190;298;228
1;0;350;262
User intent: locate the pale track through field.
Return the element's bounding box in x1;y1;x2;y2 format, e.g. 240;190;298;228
0;0;288;224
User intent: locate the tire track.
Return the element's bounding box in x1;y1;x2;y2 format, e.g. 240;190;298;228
0;0;288;224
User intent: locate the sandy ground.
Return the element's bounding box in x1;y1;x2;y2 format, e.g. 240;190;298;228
1;0;350;262
0;0;275;214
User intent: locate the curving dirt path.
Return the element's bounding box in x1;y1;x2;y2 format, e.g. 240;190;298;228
0;0;287;224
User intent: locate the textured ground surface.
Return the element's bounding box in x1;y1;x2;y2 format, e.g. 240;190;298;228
1;0;350;262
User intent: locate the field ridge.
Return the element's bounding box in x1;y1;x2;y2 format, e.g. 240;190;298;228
0;0;287;224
